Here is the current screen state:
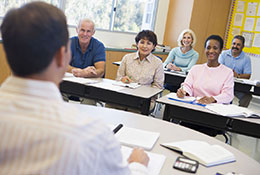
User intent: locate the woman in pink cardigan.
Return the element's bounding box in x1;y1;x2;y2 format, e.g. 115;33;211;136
176;35;234;137
177;35;234;105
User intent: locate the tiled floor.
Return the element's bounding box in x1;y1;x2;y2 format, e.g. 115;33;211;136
151;95;260;164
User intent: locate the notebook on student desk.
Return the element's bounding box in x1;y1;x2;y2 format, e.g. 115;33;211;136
206;104;260;118
161;140;235;167
166;93;206;107
109;125;160;150
112;81;141;89
63;72;99;84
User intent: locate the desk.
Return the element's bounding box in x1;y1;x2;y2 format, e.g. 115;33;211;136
157;95;260;139
60;78;162;115
164;70;260;96
75;104;260;174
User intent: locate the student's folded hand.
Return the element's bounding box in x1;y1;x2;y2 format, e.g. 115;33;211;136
121;76;132;84
197;96;216;104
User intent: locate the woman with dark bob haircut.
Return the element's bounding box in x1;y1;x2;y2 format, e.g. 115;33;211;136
116;30;164;89
111;30;164;112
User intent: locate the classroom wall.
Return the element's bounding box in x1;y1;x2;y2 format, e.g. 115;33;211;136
163;0;232;64
251;56;260;81
163;0;194;48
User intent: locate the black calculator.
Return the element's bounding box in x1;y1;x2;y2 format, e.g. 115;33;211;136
173;156;199;173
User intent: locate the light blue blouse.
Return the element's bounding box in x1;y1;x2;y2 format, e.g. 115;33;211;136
163;47;199;72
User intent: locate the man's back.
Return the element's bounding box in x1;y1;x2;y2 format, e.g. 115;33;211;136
0;76;129;175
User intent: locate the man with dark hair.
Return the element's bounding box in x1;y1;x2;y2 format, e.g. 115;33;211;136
219;35;252;107
0;2;149;174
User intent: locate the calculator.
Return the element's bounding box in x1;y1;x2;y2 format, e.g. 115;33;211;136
173;156;199;173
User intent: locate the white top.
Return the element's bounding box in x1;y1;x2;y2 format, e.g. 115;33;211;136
0;76;148;175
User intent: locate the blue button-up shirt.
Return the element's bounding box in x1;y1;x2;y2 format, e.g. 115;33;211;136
219;50;251;74
70;36;106;69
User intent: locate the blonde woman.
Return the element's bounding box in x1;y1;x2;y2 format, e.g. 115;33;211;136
163;29;198;72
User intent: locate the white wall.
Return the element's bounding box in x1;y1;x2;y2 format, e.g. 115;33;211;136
68;0;170;48
250;56;260;81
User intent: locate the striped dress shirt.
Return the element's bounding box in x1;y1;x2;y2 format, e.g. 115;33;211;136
0;76;148;175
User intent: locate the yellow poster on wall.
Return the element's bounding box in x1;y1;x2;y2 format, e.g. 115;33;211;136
225;0;260;57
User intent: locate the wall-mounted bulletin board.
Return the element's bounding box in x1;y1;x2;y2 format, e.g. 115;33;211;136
225;0;260;57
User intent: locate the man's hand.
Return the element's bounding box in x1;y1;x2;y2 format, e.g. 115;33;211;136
127;148;149;167
233;70;239;78
197;96;216;104
72;66;97;78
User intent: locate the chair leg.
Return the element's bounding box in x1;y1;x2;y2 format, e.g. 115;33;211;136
223;132;232;145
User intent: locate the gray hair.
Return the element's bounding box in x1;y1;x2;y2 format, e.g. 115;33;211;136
78;18;95;31
177;29;196;47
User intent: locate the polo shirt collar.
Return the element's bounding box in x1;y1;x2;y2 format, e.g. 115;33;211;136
76;37;94;53
228;49;244;59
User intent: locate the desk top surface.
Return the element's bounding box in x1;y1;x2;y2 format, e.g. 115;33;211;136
157;95;260;129
74;104;260;174
63;75;162;99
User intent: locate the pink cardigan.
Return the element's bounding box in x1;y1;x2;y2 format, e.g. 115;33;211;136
183;63;234;104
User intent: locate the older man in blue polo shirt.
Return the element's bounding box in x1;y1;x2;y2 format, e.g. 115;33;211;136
219;35;252;107
68;18;105;78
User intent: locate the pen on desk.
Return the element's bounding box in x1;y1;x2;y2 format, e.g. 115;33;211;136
113;124;123;134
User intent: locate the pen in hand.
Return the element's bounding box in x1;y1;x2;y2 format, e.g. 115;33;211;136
113;124;123;134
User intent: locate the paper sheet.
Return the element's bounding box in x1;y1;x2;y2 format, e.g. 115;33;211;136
121;146;166;175
167;93;196;102
244;17;255;32
246;2;257;16
234;13;244;26
236;1;245;12
252;34;260;47
115;126;160;150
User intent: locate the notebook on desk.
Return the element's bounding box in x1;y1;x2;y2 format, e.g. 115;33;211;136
63;72;99;84
206;104;260;118
109;125;160;150
112;81;141;89
161;140;235;167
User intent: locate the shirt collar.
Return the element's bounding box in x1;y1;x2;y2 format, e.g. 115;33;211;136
134;51;152;63
1;76;63;102
227;49;244;59
76;37;94;53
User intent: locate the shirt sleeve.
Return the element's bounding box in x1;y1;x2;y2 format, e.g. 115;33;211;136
151;61;164;89
212;69;234;104
242;55;252;74
163;48;176;68
180;52;199;72
95;129;148;175
93;42;106;63
218;52;225;65
182;67;195;96
116;55;127;81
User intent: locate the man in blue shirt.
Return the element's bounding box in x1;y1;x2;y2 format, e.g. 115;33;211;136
219;35;252;107
68;18;105;78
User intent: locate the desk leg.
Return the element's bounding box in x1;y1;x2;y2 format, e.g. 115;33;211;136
140;99;150;116
162;105;171;121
